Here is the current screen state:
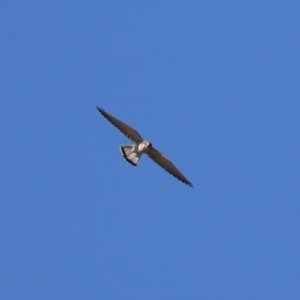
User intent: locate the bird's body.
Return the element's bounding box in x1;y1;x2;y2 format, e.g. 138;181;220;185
120;141;151;167
134;140;151;154
97;107;193;187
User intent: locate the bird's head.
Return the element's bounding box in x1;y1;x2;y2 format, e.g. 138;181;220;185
142;140;151;149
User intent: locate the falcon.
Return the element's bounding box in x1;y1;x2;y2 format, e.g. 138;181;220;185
96;107;193;187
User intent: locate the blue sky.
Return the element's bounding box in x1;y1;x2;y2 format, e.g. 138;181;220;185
1;2;299;299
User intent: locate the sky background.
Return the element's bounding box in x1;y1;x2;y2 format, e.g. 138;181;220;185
1;1;299;299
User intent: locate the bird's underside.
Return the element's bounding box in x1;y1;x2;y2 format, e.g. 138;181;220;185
97;106;193;187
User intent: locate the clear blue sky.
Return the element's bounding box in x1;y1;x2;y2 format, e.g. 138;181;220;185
1;2;299;299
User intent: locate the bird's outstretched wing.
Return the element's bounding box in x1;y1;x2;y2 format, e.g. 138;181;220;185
147;147;193;187
97;107;143;143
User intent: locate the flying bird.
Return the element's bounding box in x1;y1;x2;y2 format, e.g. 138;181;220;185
96;107;193;187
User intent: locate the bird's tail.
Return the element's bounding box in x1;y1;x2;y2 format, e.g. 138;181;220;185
120;145;141;166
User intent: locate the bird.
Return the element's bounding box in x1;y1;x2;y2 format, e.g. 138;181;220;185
96;107;193;187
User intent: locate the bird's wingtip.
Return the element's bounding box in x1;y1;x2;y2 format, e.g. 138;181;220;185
188;182;194;188
96;106;106;115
